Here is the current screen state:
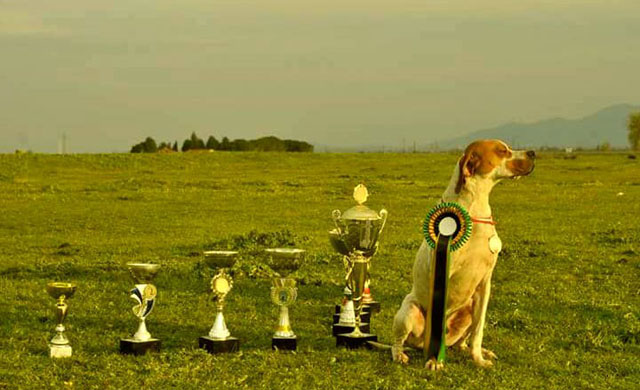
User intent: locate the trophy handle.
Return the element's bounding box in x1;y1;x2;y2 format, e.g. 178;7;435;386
332;210;342;232
378;209;388;235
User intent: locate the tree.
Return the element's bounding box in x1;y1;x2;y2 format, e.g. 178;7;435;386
598;141;611;152
190;132;205;149
231;139;250;151
182;139;193;152
172;141;178;152
143;137;157;153
220;137;231;150
206;136;220;150
629;112;640;151
130;137;159;153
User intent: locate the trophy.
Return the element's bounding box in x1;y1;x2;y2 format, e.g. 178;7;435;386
198;250;240;353
46;282;77;358
265;248;305;351
120;263;161;355
362;279;381;313
330;184;387;348
331;286;371;336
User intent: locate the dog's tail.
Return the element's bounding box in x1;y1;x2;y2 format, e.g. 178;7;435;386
367;341;392;350
367;341;414;352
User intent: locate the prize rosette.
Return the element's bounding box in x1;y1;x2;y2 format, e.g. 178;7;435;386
422;202;472;366
422;202;472;252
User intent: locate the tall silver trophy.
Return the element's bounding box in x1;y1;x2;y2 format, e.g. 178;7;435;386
329;184;387;348
120;263;161;355
199;250;240;353
46;282;77;358
265;248;305;351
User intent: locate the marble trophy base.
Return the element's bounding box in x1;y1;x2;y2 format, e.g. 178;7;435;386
272;336;297;351
49;344;72;358
363;301;381;313
333;311;370;325
199;336;239;354
336;332;378;349
120;338;161;355
332;322;370;336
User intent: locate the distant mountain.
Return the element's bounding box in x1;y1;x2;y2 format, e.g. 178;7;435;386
439;104;640;149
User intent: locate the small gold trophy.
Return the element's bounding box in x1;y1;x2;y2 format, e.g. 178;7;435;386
199;250;240;353
120;263;161;355
265;248;305;351
330;184;387;348
46;282;77;358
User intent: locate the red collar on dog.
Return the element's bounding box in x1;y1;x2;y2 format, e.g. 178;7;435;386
471;216;496;225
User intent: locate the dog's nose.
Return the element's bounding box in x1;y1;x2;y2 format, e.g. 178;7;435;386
526;150;536;159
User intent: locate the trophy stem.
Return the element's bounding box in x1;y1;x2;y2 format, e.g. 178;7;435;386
51;297;70;345
346;254;370;338
51;324;69;345
134;318;152;342
209;308;231;339
275;305;294;338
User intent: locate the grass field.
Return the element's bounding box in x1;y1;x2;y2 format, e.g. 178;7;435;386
1;151;639;389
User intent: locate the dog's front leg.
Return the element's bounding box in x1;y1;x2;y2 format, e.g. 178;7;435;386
391;299;426;364
468;273;496;368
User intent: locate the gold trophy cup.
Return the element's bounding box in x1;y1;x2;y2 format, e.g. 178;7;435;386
330;184;387;348
199;250;240;353
46;282;77;358
265;248;305;351
120;263;161;355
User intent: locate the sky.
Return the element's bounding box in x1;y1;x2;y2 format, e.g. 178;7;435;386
1;0;640;152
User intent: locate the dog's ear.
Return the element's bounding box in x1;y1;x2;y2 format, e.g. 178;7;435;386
455;151;480;193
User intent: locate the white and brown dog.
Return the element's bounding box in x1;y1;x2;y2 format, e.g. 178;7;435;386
391;139;535;369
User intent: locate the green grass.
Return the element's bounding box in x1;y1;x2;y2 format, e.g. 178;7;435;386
0;151;639;389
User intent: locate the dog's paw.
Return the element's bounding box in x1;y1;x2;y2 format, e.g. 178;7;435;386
392;346;409;364
482;348;497;361
425;358;444;371
472;355;494;368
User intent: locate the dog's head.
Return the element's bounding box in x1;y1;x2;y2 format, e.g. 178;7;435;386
455;140;535;193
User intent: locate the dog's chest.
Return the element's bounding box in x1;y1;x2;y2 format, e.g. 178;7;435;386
451;228;501;273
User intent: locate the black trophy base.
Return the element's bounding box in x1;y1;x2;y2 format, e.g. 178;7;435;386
199;336;240;354
120;338;161;355
272;336;297;351
332;322;370;336
336;332;378;349
363;301;381;313
335;304;370;315
333;312;370;325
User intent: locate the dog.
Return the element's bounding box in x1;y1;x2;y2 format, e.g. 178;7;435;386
391;139;535;370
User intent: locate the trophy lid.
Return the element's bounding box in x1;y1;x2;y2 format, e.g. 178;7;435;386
338;184;383;221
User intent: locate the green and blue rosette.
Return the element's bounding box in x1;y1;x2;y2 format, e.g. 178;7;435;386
423;202;472;252
422;202;472;365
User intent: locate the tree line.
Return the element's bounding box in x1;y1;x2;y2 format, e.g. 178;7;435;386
131;133;313;153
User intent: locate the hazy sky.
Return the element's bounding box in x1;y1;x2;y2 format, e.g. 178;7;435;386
2;0;639;152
